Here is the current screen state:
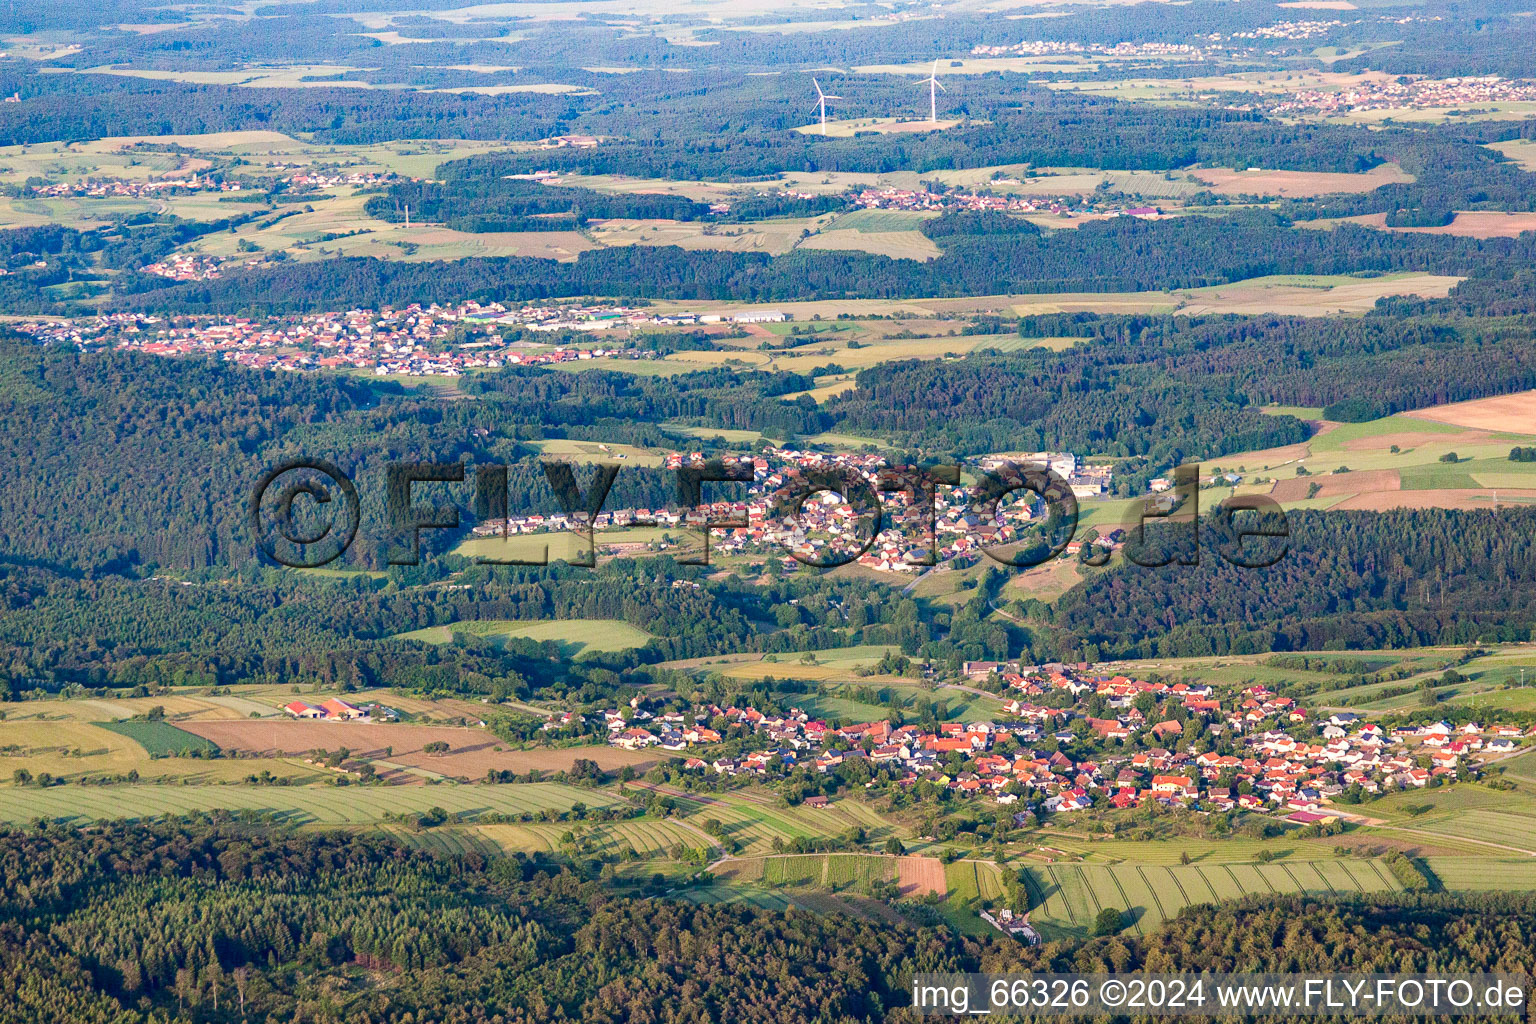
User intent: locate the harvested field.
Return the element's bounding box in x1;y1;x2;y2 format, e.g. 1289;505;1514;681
1337;428;1498;452
796;229;940;260
1407;390;1536;434
1171;274;1460;316
1189;164;1411;197
1270;469;1399;501
1330;489;1536;511
177;721;661;779
1338;212;1536;239
896;855;947;897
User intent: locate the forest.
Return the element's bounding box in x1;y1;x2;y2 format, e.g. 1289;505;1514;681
0;821;1532;1023
1046;508;1536;661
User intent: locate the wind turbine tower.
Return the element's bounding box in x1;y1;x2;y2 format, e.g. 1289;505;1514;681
918;59;946;124
811;78;841;134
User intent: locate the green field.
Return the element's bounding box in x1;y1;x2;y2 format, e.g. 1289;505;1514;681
668;792;902;855
1422;858;1536;890
95;720;220;756
393;618;654;656
946;860;1008;902
828;209;939;232
1408;809;1536;854
671;884;805;911
383;818;707;858
0;782;626;825
1021;859;1404;940
745;853;899;889
453;527;686;565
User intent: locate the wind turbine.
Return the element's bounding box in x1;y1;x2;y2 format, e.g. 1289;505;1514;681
917;59;946;124
811;78;841;134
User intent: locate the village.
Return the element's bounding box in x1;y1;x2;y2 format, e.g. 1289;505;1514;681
1271;75;1536;116
850;185;1162;221
23;169;400;201
470;446;1115;573
593;663;1524;824
10;301;793;376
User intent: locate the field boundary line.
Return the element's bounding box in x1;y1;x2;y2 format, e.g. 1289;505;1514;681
1104;868;1143;935
1161;865;1197;909
1046;865;1080;926
1278;862;1307;894
1136;865;1173;923
1191;865;1222;904
1333;858;1367;891
1020;867;1048;914
1363;858;1400;891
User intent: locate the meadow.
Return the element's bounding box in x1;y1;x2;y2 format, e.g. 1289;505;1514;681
393;617;654;656
717;644;901;682
453;527;689;565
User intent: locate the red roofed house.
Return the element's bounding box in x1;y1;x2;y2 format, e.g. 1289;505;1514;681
320;698;366;720
1151;775;1196;799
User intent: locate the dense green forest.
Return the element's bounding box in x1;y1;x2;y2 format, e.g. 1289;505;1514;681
0;821;1532;1023
1047;508;1536;660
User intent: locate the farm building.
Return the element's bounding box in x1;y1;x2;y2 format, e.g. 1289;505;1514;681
320;698;366;720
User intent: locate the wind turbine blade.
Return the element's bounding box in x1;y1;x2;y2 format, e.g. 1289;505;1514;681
935;80;947;92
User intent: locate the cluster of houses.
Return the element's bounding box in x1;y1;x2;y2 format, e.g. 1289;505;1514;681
1231;18;1352;41
1271;75;1536;116
26;174;246;199
140;254;223;282
971;40;1211;59
281;171;399;189
12;300;793;378
281;697;398;722
851;186;1161;221
470;447;1110;574
589;666;1524;819
23;168;397;202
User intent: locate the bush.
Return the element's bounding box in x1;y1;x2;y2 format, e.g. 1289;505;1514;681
1384;851;1432;891
1093;907;1124;936
1321;398;1385;423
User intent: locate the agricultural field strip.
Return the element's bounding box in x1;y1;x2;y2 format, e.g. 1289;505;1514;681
0;782;623;824
1021;860;1404;935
